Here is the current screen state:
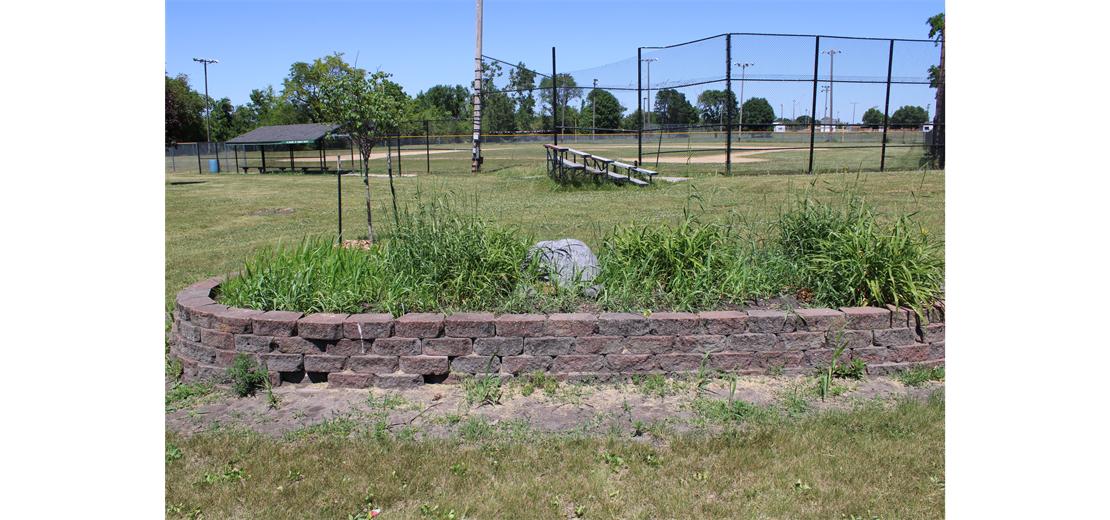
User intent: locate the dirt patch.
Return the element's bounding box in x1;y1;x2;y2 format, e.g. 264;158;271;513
166;375;943;440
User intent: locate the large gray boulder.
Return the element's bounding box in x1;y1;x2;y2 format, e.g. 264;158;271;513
523;239;601;290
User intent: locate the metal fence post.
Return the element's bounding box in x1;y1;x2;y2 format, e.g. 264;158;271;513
197;143;202;174
725;34;732;176
808;36;820;174
636;47;641;166
880;39;894;172
552;47;558;147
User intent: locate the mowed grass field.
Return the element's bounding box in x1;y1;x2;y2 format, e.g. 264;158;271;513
167;130;935;177
165;163;945;519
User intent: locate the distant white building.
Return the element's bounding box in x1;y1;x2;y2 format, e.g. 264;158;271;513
774;124;786;132
818;117;837;132
921;123;934;132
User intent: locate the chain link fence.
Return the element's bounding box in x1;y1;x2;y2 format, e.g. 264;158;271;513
167;32;942;177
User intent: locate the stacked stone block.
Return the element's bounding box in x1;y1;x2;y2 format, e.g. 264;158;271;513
171;275;946;389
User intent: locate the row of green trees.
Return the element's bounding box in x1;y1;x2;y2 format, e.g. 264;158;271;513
166;52;936;148
168;9;944;146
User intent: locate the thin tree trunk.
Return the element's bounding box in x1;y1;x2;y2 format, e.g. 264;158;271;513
363;145;374;243
388;136;398;226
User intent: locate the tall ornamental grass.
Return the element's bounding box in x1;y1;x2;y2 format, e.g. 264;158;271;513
218;196;532;315
595;213;787;312
218;193;943;316
775;196;945;315
387;196;532;310
218;238;388;315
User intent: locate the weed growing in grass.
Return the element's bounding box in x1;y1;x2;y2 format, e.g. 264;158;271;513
777;383;812;419
367;391;416;411
458;416;495;441
631;374;673;399
166;381;217;412
165;443;183;463
459;356;502;406
689;396;776;426
225;354;268;397
282;411;362;441
895;365;945;386
518;371;559;397
193;463;249;487
816;328;864;401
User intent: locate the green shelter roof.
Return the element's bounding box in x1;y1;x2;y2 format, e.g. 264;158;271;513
226;123;340;145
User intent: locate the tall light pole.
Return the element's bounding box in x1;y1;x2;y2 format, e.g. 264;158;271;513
734;62;753;137
792;99;797;121
822;49;840;129
641;57;657;130
193;58;217;143
850;101;859;125
820;85;831;120
592;79;598;136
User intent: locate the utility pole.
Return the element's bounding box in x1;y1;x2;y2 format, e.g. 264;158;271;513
192;58;217;143
471;0;483;173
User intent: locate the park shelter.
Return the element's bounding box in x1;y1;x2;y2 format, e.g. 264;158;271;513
225;123;344;174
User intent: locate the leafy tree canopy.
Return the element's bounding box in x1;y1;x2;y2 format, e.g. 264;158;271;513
653;89;698;126
889;105;928;128
927;13;944;88
165;73;206;146
415;84;470;119
508;62;536;100
586;89;626;131
696;90;738;127
861;107;886;128
740;97;775;131
538;74;582;116
282;52;365;123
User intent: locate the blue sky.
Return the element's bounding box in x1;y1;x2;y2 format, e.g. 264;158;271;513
166;0;945;122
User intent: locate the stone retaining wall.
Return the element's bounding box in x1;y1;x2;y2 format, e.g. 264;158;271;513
171;274;945;389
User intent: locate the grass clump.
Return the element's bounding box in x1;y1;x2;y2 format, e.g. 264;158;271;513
895;365;946;386
775;194;944;315
218;188;942;316
219;194;532;315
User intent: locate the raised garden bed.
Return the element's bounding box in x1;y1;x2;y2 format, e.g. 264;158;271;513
171;274;945;389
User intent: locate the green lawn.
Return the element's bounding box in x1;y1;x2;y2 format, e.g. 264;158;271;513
165;163;945;519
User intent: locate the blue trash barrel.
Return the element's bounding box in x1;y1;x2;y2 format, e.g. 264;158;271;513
208;159;219;173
